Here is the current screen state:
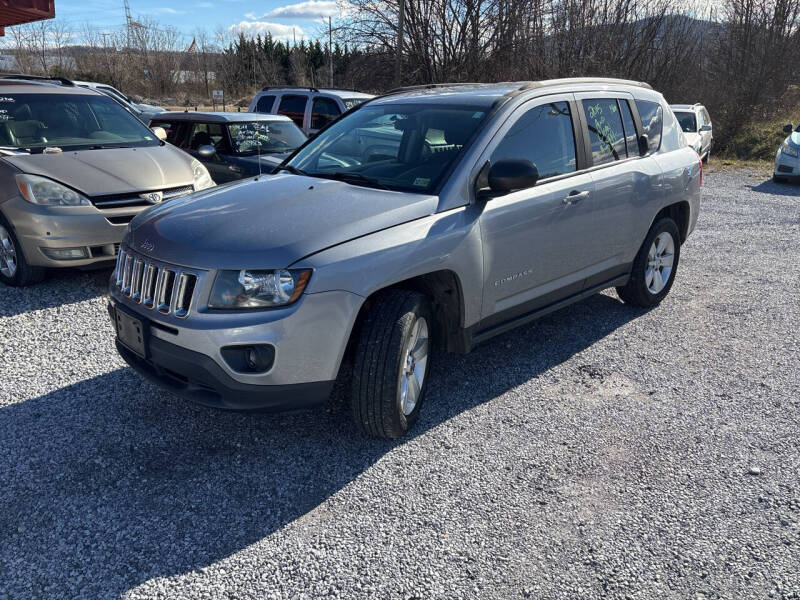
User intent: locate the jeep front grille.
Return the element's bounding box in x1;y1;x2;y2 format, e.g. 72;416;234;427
114;247;199;318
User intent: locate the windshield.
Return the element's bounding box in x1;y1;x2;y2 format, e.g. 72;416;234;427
228;120;306;155
0;93;160;152
285;103;488;193
675;112;697;133
342;98;368;110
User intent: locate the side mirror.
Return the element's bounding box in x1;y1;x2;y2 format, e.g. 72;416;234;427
478;159;539;199
151;126;167;141
197;144;216;158
638;134;650;156
784;123;794;134
700;124;712;132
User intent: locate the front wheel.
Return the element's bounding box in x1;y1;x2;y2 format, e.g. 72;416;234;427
616;218;681;308
350;290;434;439
0;215;45;287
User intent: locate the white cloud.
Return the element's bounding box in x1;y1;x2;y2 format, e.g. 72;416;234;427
151;7;185;14
255;0;341;20
228;20;305;41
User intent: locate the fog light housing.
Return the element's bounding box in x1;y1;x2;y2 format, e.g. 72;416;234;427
221;344;275;373
40;246;90;260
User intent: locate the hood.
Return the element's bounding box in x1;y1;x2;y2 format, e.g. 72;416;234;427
127;173;438;269
684;132;701;148
2;145;194;197
136;103;165;113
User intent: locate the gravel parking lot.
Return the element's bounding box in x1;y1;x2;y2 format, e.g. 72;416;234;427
1;168;798;600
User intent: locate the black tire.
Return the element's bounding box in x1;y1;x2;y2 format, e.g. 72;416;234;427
773;174;787;184
616;217;681;308
350;290;434;439
702;149;710;164
0;213;45;287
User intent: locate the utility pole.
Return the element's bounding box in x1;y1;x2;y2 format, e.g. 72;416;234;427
328;16;333;87
394;0;405;88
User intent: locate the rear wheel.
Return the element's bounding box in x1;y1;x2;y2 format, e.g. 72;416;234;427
616;218;680;308
0;215;45;287
350;290;433;439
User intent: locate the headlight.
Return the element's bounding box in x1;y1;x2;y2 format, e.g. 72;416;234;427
780;142;799;158
208;269;311;309
191;159;215;190
15;174;90;206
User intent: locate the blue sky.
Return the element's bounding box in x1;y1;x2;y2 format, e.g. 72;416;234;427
53;0;340;42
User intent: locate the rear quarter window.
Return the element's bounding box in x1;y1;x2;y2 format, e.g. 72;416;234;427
635;100;663;153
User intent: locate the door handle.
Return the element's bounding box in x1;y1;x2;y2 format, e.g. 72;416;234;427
563;190;590;205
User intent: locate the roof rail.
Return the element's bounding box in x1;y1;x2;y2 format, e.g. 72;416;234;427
260;85;367;94
0;73;75;86
261;85;319;93
516;77;652;92
693;102;703;107
384;82;483;95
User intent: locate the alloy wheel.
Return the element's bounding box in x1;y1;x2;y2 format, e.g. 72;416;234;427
645;231;675;295
0;225;18;279
399;316;429;416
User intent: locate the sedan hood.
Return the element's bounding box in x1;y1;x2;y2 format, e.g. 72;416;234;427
2;145;194;197
684;132;701;148
127;173;438;269
238;153;291;171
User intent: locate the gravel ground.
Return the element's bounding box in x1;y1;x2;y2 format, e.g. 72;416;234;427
1;169;798;600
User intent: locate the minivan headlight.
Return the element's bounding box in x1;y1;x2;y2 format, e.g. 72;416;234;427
191;159;215;190
780;142;799;158
208;269;311;309
15;174;90;206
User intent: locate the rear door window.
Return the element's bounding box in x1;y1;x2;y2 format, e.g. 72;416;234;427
188;122;228;151
310;97;341;130
491;100;576;180
582;99;627;165
635;100;663;153
255;94;276;113
277;95;307;128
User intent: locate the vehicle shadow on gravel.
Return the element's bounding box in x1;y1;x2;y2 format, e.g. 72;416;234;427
0;293;645;598
0;266;112;317
750;179;800;196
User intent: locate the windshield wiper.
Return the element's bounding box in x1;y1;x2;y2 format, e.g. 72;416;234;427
88;144;135;150
276;165;307;176
316;171;389;190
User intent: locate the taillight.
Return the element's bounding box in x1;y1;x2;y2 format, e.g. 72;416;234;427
698;155;703;187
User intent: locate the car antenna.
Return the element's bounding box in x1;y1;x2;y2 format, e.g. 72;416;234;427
257;126;262;177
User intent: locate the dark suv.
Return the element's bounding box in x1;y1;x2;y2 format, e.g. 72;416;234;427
149;112;306;184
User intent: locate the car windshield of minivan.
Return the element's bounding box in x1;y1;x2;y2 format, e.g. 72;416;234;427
0;93;159;152
675;112;697;133
284;104;487;193
228;121;306;155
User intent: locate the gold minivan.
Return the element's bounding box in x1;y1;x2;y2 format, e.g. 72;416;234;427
0;77;215;286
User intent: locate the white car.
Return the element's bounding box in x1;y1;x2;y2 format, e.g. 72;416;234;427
248;86;374;136
774;123;800;183
73;80;165;119
671;103;713;162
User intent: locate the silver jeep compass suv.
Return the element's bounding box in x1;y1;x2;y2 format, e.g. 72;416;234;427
109;78;702;439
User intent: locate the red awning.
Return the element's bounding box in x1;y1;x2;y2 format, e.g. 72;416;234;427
0;0;55;36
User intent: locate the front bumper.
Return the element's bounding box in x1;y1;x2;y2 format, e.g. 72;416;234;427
774;151;799;182
109;286;363;410
114;335;334;411
0;195;144;268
